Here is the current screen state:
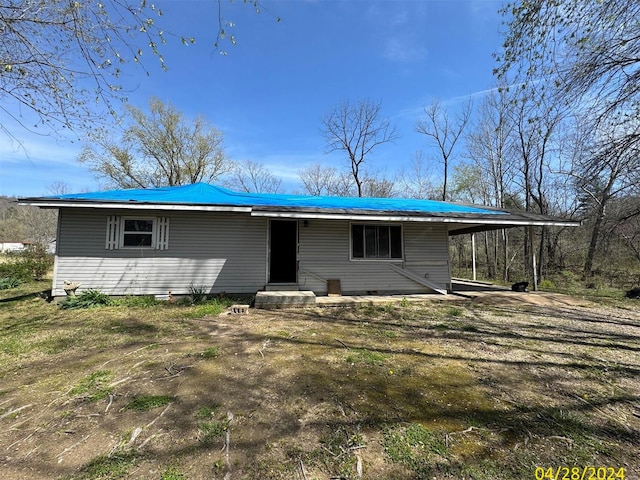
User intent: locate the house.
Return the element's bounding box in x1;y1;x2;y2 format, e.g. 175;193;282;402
20;183;579;300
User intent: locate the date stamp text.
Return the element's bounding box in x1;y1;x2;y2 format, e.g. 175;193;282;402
534;467;625;480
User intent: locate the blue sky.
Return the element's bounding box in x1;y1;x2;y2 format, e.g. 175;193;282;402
0;0;505;197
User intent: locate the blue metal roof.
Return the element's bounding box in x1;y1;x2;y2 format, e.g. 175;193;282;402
48;182;505;216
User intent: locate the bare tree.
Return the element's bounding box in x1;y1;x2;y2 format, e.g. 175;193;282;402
361;175;396;198
608;199;640;271
0;202;56;246
464;88;516;280
0;201;27;243
465;88;514;209
416;99;472;201
298;162;395;198
570;116;640;276
394;152;439;200
495;0;640;284
47;181;72;196
79;98;230;188
496;1;640;126
0;1;267;139
321;99;398;197
298;163;353;197
223;160;283;194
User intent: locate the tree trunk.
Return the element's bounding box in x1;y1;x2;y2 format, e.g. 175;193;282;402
583;201;606;277
483;231;494;279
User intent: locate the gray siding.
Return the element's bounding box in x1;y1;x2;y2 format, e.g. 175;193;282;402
53;209;452;297
298;219;451;295
53;208;267;296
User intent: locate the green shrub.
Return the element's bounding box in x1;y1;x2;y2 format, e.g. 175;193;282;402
0;258;31;281
559;270;580;288
0;277;23;290
538;279;556;290
189;284;209;304
61;289;112;309
0;246;53;281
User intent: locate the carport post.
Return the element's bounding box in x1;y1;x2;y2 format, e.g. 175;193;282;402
529;225;538;291
471;233;477;281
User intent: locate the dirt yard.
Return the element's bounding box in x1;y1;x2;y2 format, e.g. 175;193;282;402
0;288;639;479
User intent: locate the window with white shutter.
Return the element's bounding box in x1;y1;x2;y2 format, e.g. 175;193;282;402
106;216;120;250
155;217;170;250
105;216;169;250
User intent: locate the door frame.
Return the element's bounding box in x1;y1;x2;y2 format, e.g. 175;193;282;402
267;219;299;284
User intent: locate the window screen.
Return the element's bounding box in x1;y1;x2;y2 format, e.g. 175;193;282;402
351;224;402;259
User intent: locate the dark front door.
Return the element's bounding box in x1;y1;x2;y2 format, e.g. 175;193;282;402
269;220;298;283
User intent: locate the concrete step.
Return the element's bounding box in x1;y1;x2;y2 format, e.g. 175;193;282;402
264;283;299;291
254;290;316;309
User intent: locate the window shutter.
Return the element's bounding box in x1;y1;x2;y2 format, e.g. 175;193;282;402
106;216;120;250
155;217;170;250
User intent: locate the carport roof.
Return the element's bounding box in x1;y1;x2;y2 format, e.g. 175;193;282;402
20;182;580;234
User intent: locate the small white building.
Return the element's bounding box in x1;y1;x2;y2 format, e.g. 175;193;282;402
0;242;29;253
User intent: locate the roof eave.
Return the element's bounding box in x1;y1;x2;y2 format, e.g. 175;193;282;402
250;209;582;228
19;198;581;230
448;220;581;236
18;199;252;213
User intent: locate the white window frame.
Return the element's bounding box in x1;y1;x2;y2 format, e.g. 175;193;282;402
349;222;403;261
120;217;156;249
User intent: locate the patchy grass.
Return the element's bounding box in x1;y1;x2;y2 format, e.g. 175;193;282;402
0;289;639;479
69;370;115;401
199;346;220;359
195;405;218;419
112;295;161;308
198;417;230;444
124;395;174;412
345;347;389;366
306;426;366;479
382;423;447;475
70;451;138;480
181;299;231;319
0;278;50;300
159;466;187;480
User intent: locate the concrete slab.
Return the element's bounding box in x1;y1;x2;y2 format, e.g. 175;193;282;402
254;290;316;309
254;280;555;309
315;293;441;306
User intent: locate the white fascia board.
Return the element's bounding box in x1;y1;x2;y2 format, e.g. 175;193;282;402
251;210;471;222
19;201;253;213
250;210;580;227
